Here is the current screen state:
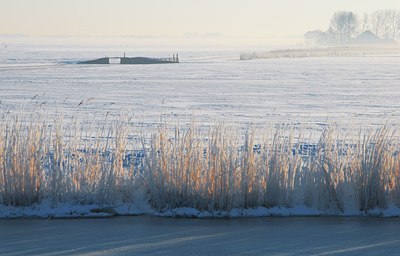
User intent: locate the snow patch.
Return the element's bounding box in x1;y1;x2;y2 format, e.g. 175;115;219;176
3;203;400;218
156;206;322;218
156;207;200;218
0;201;152;219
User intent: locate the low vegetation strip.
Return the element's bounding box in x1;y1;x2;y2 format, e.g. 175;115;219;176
240;46;400;60
1;113;400;217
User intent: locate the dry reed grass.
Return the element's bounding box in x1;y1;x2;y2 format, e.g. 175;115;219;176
1;113;400;214
144;122;400;213
0;113;136;206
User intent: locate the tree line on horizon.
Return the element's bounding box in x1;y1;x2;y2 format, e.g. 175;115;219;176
305;9;400;45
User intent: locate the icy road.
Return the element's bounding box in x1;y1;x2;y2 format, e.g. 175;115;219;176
1;216;400;255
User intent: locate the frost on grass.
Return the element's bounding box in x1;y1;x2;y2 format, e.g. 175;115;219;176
1;113;400;217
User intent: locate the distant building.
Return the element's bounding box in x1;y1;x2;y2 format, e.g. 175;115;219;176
350;31;397;45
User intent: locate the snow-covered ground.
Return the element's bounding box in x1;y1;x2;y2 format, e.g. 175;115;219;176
2;47;400;218
1;47;400;129
2;203;400;219
1;216;400;255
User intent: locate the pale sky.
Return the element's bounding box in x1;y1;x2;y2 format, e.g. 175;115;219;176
1;0;400;47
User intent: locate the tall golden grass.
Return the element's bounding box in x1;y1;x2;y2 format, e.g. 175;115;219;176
1;113;400;213
141;122;400;212
0;113;136;206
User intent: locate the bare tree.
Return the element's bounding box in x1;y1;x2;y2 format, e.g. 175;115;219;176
329;11;359;43
395;11;400;40
360;13;369;33
381;10;392;40
304;30;329;45
371;10;386;38
372;9;400;40
305;9;400;46
388;9;400;41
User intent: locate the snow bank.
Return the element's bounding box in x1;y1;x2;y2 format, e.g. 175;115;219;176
3;202;400;218
0;201;150;219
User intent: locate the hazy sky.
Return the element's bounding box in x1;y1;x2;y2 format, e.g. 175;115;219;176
1;0;400;47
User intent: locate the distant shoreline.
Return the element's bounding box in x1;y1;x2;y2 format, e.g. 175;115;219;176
240;45;400;60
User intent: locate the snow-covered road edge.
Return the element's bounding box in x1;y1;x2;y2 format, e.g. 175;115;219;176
2;203;400;218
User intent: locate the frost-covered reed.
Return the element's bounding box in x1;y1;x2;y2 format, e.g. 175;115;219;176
0;113;137;206
1;113;400;214
144;122;400;213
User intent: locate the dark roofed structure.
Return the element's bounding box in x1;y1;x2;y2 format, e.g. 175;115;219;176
77;54;179;65
351;31;389;45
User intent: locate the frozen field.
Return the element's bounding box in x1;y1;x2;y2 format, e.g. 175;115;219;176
1;216;400;255
1;47;400;218
1;47;400;129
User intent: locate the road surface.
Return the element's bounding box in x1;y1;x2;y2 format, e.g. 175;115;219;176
1;216;400;255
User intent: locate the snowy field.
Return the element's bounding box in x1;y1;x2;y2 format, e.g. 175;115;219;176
1;46;400;218
1;47;400;129
1;216;400;255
